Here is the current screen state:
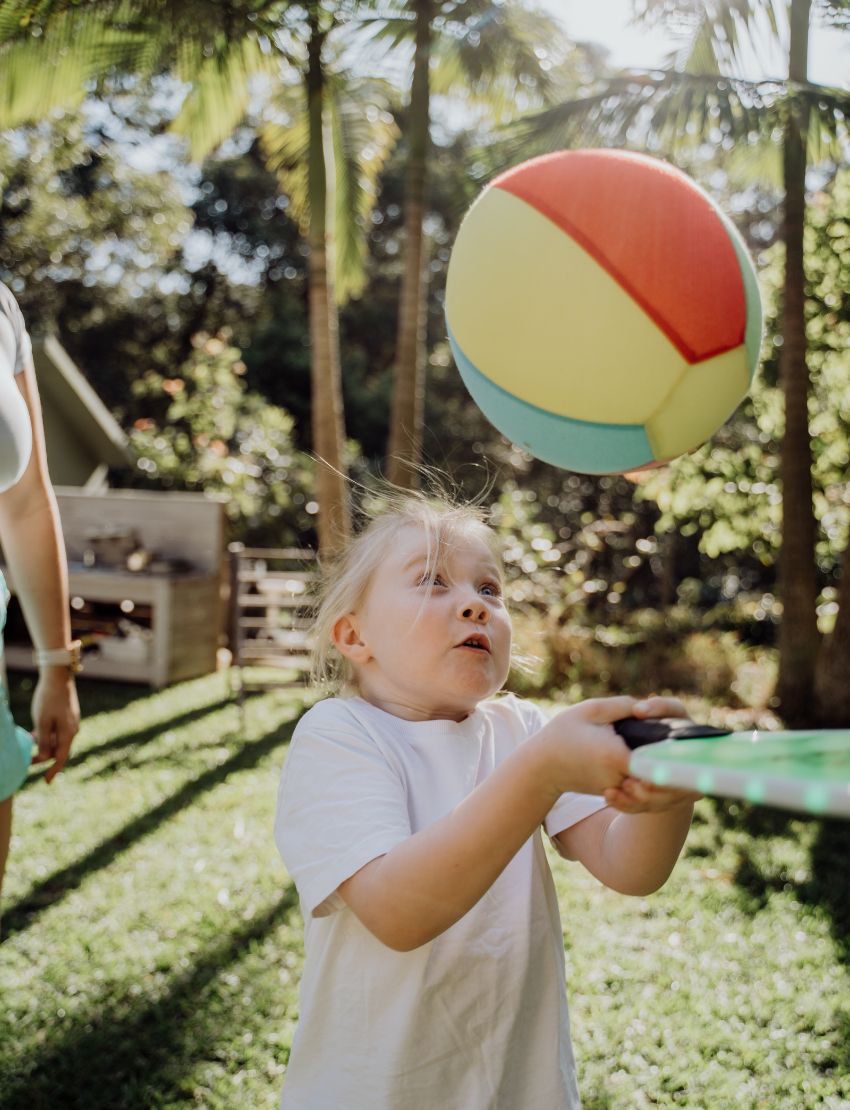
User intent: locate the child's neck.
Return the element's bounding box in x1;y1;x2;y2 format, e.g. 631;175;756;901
356;687;474;724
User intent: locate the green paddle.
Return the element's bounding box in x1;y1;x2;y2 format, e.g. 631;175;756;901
614;718;850;819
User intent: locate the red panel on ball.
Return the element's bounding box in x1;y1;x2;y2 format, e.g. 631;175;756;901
493;150;746;365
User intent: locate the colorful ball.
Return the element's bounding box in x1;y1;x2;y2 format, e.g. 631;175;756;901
445;149;762;474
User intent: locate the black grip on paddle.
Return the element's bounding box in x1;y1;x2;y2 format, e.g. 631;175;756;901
613;717;733;750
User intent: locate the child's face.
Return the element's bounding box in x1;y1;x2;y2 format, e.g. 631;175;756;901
339;525;512;722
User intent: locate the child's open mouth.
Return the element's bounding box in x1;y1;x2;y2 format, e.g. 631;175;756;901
456;635;490;653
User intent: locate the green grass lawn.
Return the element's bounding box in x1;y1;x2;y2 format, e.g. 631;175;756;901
1;673;849;1108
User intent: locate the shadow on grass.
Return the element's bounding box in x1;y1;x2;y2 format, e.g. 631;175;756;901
20;696;235;788
716;800;799;840
800;819;850;962
721;801;803;916
728;810;850;1073
0;888;301;1109
726;808;850;958
802;820;850;1083
1;710;305;943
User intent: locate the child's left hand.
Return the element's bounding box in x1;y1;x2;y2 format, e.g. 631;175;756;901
603;776;702;814
603;694;702;814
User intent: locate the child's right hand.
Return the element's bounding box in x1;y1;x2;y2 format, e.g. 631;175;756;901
533;696;638;798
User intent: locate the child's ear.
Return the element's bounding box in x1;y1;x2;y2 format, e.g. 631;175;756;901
332;614;371;663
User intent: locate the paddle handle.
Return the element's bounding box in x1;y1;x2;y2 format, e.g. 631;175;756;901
613;717;732;750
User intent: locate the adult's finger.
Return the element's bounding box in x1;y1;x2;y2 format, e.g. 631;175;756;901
45;724;74;783
34;723;55;765
30;729;46;764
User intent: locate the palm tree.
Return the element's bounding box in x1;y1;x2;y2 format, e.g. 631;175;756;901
371;0;569;488
383;0;432;490
0;0;396;553
258;6;398;551
511;0;850;724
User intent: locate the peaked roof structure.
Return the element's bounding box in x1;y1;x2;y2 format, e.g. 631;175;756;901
32;334;132;489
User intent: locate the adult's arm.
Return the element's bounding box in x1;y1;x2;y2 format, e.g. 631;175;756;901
0;356;80;781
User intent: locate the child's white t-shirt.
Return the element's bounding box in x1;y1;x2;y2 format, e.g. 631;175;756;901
274;692;606;1110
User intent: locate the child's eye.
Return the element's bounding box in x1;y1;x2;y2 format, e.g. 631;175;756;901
418;573;446;588
480;581;502;598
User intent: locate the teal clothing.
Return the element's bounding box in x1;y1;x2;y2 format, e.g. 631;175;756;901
0;570;34;802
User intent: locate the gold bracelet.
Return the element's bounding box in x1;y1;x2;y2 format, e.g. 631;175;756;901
33;639;83;674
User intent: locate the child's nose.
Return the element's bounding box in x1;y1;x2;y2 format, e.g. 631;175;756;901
458;595;489;623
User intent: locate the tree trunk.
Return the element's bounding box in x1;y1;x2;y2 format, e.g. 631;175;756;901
659;529;679;610
304;17;350;555
306;12;351;556
386;0;432;490
775;0;819;725
815;542;850;724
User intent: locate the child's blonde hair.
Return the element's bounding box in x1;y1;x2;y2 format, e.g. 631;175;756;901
311;489;503;696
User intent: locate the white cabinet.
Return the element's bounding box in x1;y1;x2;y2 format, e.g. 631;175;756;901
2;488;225;688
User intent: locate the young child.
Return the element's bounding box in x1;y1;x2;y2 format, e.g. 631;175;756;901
274;494;699;1109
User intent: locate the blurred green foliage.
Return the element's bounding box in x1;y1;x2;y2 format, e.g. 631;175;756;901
0;115;192;319
127;332;317;547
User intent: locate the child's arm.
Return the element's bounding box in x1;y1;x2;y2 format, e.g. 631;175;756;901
554;695;700;895
553;797;695;896
339;695;639;952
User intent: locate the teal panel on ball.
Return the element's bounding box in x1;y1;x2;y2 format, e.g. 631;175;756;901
718;207;763;382
447;325;655;474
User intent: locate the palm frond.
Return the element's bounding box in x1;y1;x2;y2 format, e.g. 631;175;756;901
326;74;399;301
508;65;849;189
631;0;785;75
799;84;850;162
0;0;173;50
507;70;789;158
0;0;289;130
724;133;784;187
670;16;722;73
0;38;88;126
0;0;78;44
632;0;781;34
170;35;279;162
0;8;108;126
0;1;32;42
260;65;399;301
360;13;415;51
258;83;311;231
430;3;568;122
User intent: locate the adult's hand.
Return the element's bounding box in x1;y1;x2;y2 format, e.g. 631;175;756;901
30;670;80;783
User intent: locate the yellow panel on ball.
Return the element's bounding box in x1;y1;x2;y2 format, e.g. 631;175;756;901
445;188;683;425
645;345;752;461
